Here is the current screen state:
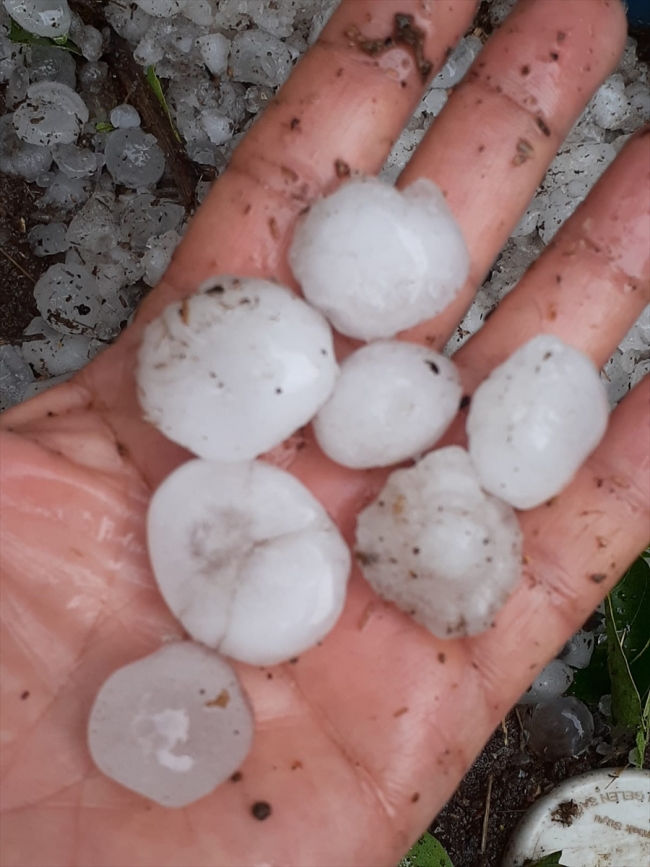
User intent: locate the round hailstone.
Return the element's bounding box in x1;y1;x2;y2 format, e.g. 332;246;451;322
87;642;253;808
3;0;71;38
355;446;523;638
517;659;574;705
313;341;462;469
104;128;166;188
147;460;351;665
288;177;470;341
137;277;338;462
109;104;141;129
13;82;88;147
467;335;610;510
133;0;187;17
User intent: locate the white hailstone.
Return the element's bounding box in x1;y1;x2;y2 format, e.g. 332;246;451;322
289;177;469;341
355;447;523;639
589;74;629;130
53;143;100;179
517;659;575;705
199;109;234;145
147;460;351;665
313;341;462;469
104;128;166;188
230;29;293;88
133;0;187;17
3;0;71;38
76;24;104;62
28;222;69;256
21;316;102;377
109;104;141;129
137;277;338;462
182;0;213;26
142;229;182;287
559;630;595;670
467;335;609;510
65;195;117;254
13;81;88;147
119;193;184;251
196;33;230;75
88;642;254;808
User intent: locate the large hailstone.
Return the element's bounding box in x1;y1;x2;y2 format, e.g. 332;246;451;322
355;447;523;638
313;341;462;469
88;642;253;808
3;0;71;38
288;177;470;341
137;277;338;462
147;459;351;665
467;335;609;510
13;82;88;147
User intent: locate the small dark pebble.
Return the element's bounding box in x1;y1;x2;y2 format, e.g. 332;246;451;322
252;801;272;820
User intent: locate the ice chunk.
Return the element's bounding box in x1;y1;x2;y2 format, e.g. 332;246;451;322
199;109;233;145
559;629;595;670
489;0;517;26
518;659;574;705
196;33;230;76
3;0;71;38
75;24;104;62
589;74;629;130
104;128;166;188
13;81;88;147
147;460;351;665
314;341;462;469
217;80;247;125
355;446;523;638
66;195;117;254
105;1;153;43
431;36;482;89
230;29;293;88
380;128;425;184
0;344;34;411
36;170;90;211
88;642;253;808
6;65;28;108
28;222;69;256
27;45;76;89
109;104;141;129
137;277;338;462
133;0;187;16
524;697;594;760
53;142;99;179
0;33;24;84
467;335;609;510
0;114;53;181
289;177;469;341
21;316;102;376
182;0;213;26
244;84;273;114
119;193;184;251
142;229;181;287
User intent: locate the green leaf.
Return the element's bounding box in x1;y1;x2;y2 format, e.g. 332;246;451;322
526;853;563;867
608;556;650;703
95;122;115;134
8;17;82;54
397;832;454;867
606;594;642;729
631;690;649;769
145;65;181;142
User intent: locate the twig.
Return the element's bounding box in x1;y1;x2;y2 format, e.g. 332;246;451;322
480;774;493;855
501;717;508;746
0;247;35;284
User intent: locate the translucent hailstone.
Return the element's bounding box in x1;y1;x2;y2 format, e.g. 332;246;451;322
313;341;462;469
133;0;187;17
27;45;76;89
105;1;153;44
196;33;230;75
289;177;469;341
199;109;233;145
21;371;72;399
431;35;482;89
21;316;102;377
137;277;338;462
230;29;293;88
142;229;182;286
147;460;351;665
36;170;90;211
524;697;594;760
559;629;595;670
65;195;117;254
119;193;185;251
467;335;610;510
3;0;71;38
589;74;629;130
182;0;214;26
28;222;69;256
0;344;34;411
13;81;88;147
53;142;100;179
517;659;574;705
355;446;523;638
109;104;141;129
104;128;166;188
0;114;53;181
88;641;254;808
245;84;273;114
74;24;104;62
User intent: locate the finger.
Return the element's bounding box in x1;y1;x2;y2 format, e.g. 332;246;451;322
398;0;628;348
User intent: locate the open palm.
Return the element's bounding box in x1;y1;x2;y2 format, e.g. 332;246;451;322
1;1;648;865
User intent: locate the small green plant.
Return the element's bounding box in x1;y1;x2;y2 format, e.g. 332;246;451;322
145;65;181;142
7;17;82;54
525;853;563;867
397;832;454;867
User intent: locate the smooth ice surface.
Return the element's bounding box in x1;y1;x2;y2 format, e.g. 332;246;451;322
3;0;71;38
134;0;187;17
559;630;595;670
289;177;469;340
119;193;184;251
467;336;609;510
53;143;100;179
147;460;351;665
13;81;88;146
27;44;76;88
518;659;574;705
314;341;462;469
104;128;165;187
110;104;141;129
355;447;523;638
0;114;53;181
87;641;253;808
525;697;594;760
197;33;230;75
137;277;338;462
21;316;102;377
28;222;69;256
230;29;293;87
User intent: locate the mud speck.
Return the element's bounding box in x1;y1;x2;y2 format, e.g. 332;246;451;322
251;801;272;821
394;13;432;81
334;158;351;178
551;799;581;826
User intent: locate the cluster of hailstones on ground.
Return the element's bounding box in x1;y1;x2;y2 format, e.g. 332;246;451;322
88;177;609;807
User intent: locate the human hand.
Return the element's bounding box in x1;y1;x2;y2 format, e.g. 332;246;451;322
1;1;648;865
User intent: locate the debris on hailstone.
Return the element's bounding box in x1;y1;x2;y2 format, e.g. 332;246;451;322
147;459;351;665
13;82;89;147
467;335;610;510
355;446;523;638
289;177;469;341
517;659;574;705
137;277;338;462
313;340;462;469
3;0;71;38
87;641;254;808
524;696;594;760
